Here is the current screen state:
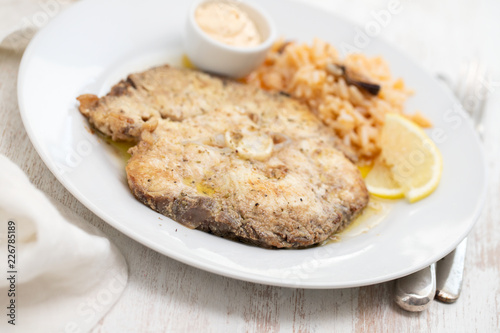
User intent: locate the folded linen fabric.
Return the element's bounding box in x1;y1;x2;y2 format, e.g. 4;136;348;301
0;155;128;333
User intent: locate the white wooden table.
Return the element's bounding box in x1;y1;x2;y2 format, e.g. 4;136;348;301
1;0;499;331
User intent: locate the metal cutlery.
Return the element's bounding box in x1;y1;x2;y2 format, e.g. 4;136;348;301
435;238;467;303
395;263;436;312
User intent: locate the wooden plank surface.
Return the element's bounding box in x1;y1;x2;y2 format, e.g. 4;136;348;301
1;0;499;331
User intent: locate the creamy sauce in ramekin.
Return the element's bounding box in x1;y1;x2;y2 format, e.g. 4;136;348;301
195;1;261;47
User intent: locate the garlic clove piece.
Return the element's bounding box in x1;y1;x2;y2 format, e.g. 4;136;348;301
225;129;273;161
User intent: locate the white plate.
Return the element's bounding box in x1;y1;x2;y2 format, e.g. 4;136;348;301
18;0;486;288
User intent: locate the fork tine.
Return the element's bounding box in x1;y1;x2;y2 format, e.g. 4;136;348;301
472;64;489;137
455;61;473;109
455;60;489;137
458;60;479;116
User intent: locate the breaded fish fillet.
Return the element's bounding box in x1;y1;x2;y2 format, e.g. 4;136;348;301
78;66;368;248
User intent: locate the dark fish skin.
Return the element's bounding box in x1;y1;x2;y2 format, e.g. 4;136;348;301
78;65;368;248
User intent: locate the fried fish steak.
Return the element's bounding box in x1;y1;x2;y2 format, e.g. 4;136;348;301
78;66;368;248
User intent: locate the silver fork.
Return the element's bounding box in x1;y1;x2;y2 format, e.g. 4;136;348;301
394;61;489;311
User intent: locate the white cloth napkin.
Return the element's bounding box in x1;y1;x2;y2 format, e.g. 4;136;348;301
0;0;76;50
0;155;128;333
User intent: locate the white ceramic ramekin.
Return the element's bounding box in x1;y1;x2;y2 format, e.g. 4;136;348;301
183;0;276;78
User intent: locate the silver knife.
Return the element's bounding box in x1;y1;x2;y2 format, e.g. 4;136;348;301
435;239;467;303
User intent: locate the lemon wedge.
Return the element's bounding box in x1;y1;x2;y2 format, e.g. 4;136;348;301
365;113;442;203
365;158;404;199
